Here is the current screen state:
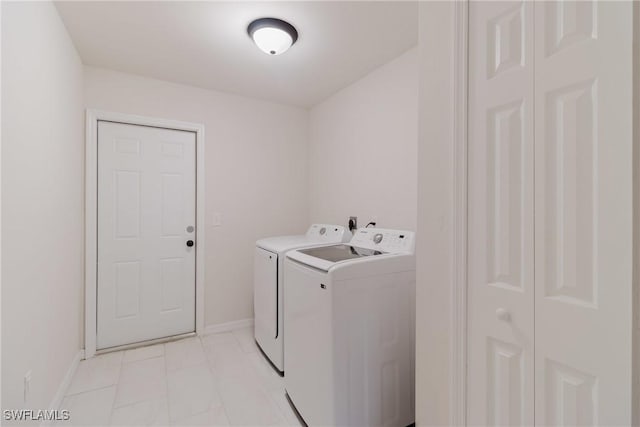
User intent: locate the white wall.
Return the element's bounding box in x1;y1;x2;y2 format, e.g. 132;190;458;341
1;0;84;416
633;2;640;424
416;3;457;426
308;48;418;231
83;67;309;327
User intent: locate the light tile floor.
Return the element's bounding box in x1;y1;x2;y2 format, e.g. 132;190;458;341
57;327;302;426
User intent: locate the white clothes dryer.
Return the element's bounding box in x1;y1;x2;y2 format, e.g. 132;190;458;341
254;224;350;374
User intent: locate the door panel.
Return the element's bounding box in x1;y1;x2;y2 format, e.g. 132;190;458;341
534;2;633;424
467;2;534;425
97;121;196;349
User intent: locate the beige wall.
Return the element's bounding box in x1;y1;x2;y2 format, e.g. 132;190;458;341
416;2;456;425
83;67;309;328
307;48;418;231
1;0;85;417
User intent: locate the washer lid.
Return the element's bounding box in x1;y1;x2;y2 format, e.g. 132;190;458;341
297;244;384;263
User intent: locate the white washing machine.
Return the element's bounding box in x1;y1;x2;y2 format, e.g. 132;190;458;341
284;228;415;427
254;224;350;374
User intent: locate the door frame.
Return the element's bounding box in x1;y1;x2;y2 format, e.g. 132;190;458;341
633;2;640;423
84;109;206;358
451;0;468;425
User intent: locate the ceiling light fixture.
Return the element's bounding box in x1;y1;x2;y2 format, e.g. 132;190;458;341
247;17;298;56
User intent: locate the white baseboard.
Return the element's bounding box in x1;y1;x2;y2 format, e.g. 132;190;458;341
42;349;84;426
200;318;254;336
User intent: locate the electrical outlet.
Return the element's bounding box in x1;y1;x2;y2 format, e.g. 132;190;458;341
24;370;32;403
348;216;358;232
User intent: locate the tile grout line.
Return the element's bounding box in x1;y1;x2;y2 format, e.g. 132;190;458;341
80;332;291;426
106;351;124;426
234;332;292;426
204;330;269;426
166;336;218;425
63;383;116;399
199;334;233;426
163;342;171;425
111;347;168;425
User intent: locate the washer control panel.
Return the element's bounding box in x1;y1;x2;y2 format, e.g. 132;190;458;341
349;228;415;254
306;224;349;241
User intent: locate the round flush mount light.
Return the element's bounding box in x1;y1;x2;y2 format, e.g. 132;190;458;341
247;17;298;56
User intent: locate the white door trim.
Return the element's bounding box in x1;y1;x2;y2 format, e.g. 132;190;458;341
451;1;468;425
85;109;205;358
633;4;640;423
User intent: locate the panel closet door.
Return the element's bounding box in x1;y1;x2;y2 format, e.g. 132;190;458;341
534;2;633;424
467;2;535;425
468;1;634;425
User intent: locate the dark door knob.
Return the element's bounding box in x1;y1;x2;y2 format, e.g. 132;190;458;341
186;240;194;247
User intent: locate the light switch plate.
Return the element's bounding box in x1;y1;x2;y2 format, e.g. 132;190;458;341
212;212;222;227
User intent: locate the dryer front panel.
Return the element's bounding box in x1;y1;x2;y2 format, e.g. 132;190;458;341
254;247;278;348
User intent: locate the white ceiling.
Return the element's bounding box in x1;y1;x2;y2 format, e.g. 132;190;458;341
55;1;418;108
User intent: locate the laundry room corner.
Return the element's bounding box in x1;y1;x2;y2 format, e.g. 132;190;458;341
82;67;310;332
307;47;418;231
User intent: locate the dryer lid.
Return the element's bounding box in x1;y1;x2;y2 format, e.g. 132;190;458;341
256;224;350;253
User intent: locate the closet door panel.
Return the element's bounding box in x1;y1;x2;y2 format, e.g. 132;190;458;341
467;2;535;425
534;1;634;424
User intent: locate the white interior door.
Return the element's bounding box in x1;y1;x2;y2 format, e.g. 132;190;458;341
97;121;196;349
534;2;633;424
467;2;535;424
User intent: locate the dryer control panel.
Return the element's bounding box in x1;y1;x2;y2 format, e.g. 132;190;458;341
306;224;350;242
349;228;415;254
